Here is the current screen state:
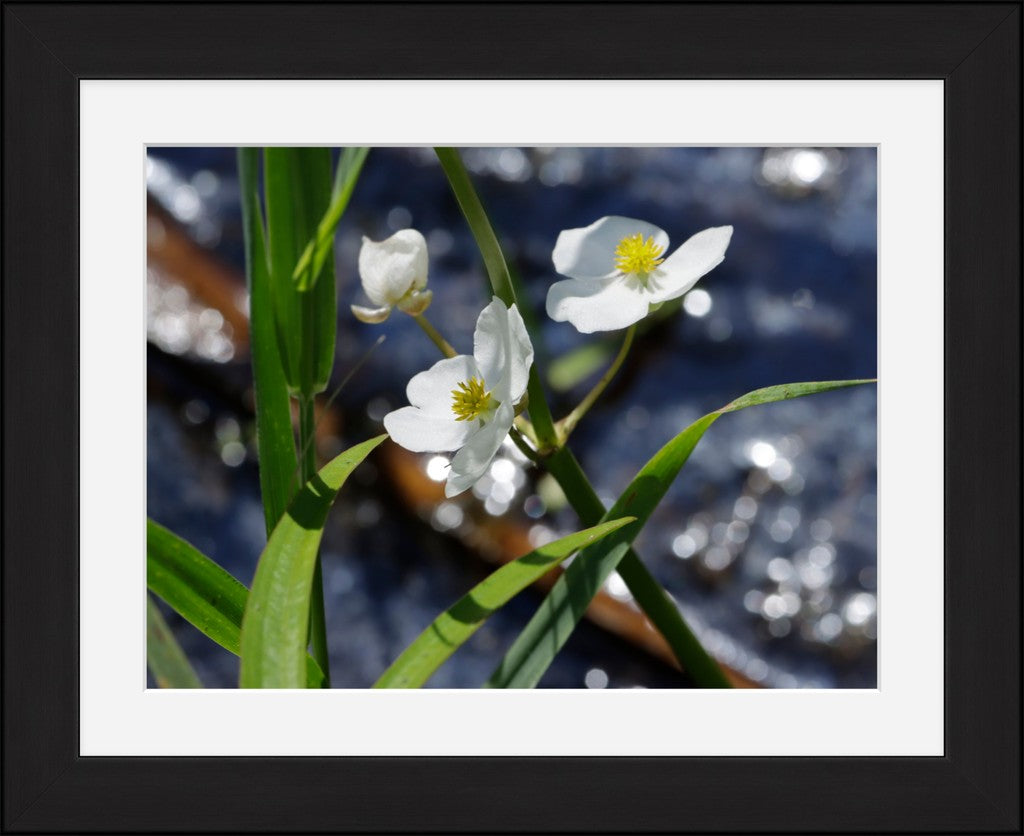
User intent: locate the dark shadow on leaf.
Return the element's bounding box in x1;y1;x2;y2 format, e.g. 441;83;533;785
515;550;572;567
285;473;337;531
446;593;495;626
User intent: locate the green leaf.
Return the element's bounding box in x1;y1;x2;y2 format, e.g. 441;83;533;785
716;379;875;412
374;517;636;689
239;435;387;688
146;518;325;688
238;148;299;533
435;147;559;450
264;147;336;396
542;446;732;688
147;594;202;688
293;147;369;291
488;379;877;688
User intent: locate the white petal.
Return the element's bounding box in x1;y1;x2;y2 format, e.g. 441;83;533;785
552;216;669;280
646;226;733;303
473;297;534;403
545;275;652;334
358;229;429;307
351;304;391;324
444;402;514;497
383;406;476;453
396;288;433;315
406;355;481;416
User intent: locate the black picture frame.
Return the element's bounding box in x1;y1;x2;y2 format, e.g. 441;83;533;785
3;2;1020;832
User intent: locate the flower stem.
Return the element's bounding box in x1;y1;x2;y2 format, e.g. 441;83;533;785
413;314;457;359
299;394;330;687
434;147;559;451
556;323;636;444
514;416;539;447
509;426;542;465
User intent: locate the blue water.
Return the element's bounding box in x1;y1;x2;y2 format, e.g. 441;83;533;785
147;146;877;688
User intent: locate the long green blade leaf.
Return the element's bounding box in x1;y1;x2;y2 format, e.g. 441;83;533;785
146;518;325;688
435;147;558;450
264;147;336;396
544;445;732;688
374;517;635;689
238;148;299;533
239;434;387;688
147;594;202;688
293;147;370;290
488;379;876;688
434;147;516;304
717;380;874;412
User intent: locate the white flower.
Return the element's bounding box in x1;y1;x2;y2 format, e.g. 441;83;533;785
383;297;534;497
352;229;433;323
545;216;733;333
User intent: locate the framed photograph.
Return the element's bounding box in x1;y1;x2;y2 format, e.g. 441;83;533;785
3;2;1020;832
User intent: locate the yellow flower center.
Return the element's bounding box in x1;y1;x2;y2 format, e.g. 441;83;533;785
450;377;493;421
613;233;665;275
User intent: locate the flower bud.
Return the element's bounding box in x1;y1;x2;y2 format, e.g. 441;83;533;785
355;229;430;322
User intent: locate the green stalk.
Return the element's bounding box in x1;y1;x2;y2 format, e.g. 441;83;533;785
509;425;542;466
237;148;299;534
293;147;370;290
263;148;336;398
557;323;636;444
434;147;558;451
299;394;330;686
544;446;732;688
414;314;457;359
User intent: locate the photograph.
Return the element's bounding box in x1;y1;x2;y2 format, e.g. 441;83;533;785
5;1;1019;830
147;146;878;690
